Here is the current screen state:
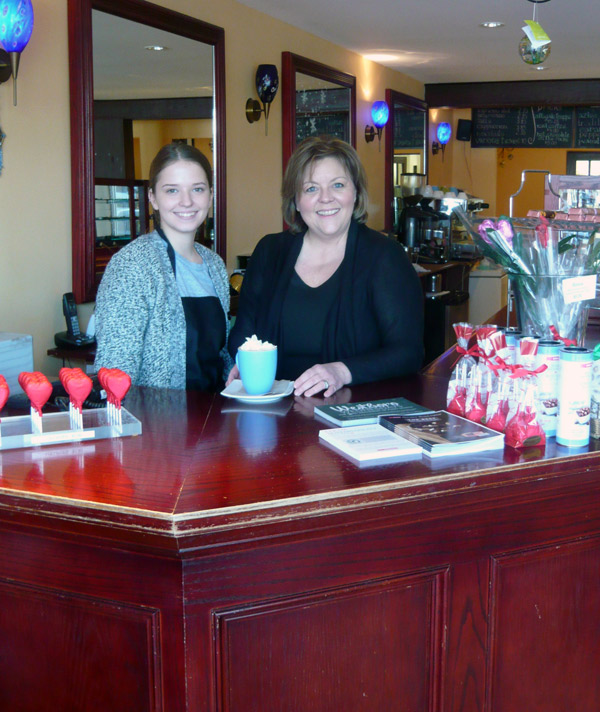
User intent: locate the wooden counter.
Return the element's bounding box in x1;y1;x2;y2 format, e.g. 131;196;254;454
1;374;600;711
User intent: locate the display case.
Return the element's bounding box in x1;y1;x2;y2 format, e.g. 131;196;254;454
94;178;150;277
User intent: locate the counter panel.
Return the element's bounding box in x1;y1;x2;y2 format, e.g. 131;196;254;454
1;378;600;710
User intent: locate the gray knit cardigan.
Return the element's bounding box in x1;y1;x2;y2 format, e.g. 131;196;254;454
94;231;233;389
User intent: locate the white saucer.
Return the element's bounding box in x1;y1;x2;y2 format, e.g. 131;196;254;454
220;379;294;403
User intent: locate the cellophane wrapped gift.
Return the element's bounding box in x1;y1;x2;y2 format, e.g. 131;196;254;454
446;323;475;417
504;373;546;449
475;324;498;360
485;370;512;432
465;360;494;424
519;336;539;370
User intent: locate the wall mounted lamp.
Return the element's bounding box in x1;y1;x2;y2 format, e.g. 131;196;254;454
364;100;389;150
431;122;452;159
0;0;35;106
246;64;279;135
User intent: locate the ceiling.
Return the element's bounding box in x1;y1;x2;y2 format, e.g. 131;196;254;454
236;0;600;84
92;0;600;102
92;10;214;100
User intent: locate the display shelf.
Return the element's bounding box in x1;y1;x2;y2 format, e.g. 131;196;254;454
0;407;141;451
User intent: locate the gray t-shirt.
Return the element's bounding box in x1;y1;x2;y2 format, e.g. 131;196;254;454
175;252;218;298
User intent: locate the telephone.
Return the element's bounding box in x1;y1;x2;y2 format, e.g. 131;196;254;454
54;292;96;348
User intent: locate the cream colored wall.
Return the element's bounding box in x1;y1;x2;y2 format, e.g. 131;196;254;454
0;0;423;376
0;0;72;376
428;108;497;216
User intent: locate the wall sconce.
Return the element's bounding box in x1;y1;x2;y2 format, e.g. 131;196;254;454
0;0;35;106
431;122;452;158
246;64;279;135
364;100;389;151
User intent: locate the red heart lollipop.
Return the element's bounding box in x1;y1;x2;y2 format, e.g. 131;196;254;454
64;371;93;412
105;370;131;408
0;375;9;412
59;368;93;411
20;371;53;416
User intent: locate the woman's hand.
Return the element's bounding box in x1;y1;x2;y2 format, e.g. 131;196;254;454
292;387;352;418
225;364;239;386
293;361;352;397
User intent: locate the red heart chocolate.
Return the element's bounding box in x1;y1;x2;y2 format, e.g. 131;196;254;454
105;370;131;408
0;375;9;412
19;371;53;416
59;368;93;411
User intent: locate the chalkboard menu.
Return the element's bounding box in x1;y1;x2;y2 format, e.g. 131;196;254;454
472;107;573;148
296;115;349;143
295;87;350;143
575;107;600;148
393;108;425;149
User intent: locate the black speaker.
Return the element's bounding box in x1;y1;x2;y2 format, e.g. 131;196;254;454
456;119;472;141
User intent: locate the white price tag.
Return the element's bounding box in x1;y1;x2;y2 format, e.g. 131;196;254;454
562;274;597;304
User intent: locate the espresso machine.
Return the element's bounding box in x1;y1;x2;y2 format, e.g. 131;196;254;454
397;174;450;263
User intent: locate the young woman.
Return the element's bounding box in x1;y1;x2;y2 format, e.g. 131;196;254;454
95;143;232;390
228;136;424;397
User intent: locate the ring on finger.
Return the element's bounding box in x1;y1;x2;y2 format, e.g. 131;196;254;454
323;379;330;390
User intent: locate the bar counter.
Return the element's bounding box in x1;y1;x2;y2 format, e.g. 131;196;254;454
1;370;600;711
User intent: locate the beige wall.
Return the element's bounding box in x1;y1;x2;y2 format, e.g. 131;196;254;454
428;108;497;216
0;0;423;376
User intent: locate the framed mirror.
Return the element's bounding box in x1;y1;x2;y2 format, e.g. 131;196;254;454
384;89;428;233
282;52;356;172
68;0;226;303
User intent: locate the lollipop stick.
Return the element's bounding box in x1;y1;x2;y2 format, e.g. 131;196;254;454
30;406;42;435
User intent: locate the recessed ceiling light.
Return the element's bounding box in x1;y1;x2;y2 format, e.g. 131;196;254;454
145;45;168;51
480;22;505;29
363;53;404;63
533;65;547;71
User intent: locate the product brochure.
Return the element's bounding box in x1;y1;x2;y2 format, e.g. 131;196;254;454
315;397;433;427
379;411;505;458
318;424;423;466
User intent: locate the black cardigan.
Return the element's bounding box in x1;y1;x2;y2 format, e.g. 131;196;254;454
229;220;424;384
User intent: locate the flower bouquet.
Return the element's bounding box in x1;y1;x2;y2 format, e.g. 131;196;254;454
454;207;600;344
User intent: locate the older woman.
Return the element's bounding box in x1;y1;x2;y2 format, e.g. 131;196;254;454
228;136;424;397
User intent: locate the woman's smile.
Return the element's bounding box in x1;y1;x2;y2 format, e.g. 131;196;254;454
149;160;212;241
296;156;356;241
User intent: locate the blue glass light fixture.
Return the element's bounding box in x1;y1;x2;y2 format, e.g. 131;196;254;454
246;63;279;136
365;100;389;150
371;100;389;129
0;0;34;105
432;122;452;159
437;122;452;145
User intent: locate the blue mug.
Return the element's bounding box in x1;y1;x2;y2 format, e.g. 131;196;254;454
236;346;277;395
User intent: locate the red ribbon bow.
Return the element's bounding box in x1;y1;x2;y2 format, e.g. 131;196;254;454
549;325;576;347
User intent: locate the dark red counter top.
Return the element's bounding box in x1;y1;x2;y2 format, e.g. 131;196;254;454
1;371;599;553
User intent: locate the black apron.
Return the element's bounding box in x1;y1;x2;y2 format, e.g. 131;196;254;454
157;229;226;391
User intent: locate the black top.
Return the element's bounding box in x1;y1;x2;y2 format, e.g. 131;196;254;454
229;220;425;385
279;267;343;379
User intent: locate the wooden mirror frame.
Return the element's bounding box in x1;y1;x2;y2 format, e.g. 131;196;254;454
281;51;356;174
384;89;428;233
68;0;226;303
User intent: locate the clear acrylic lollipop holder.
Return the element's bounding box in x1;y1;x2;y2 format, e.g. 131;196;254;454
0;407;142;451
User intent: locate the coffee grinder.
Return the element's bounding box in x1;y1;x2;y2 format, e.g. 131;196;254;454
397;173;427;256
